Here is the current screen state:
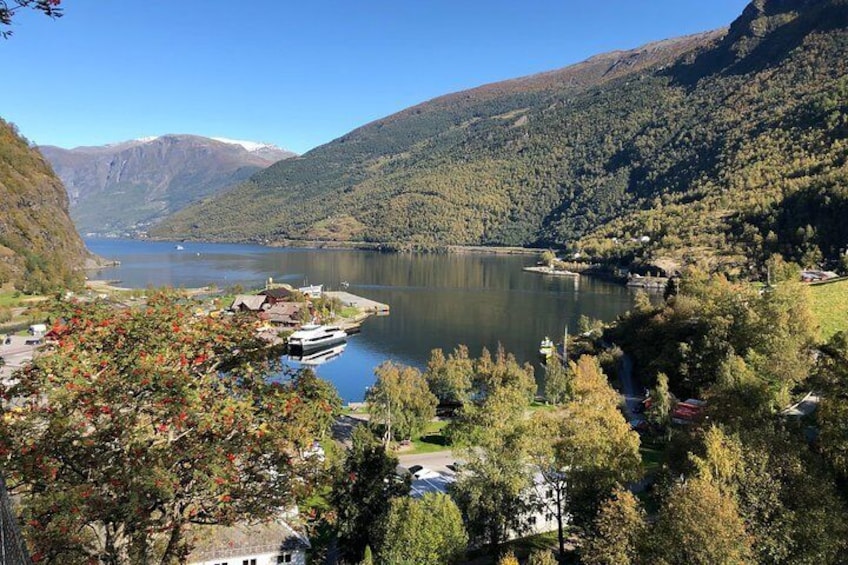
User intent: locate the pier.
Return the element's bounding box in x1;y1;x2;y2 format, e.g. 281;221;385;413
325;291;390;314
522;266;580;277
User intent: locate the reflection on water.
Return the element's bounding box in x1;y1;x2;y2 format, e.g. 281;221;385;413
86;239;638;401
287;343;348;366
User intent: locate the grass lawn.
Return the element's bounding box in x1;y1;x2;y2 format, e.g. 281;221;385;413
528;400;557;413
339;305;360;318
640;441;665;474
0;291;26;308
809;278;848;341
407;420;450;454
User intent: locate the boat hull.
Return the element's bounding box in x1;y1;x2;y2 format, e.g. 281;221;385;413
288;333;347;353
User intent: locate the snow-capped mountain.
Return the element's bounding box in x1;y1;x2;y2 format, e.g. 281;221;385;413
39;134;297;235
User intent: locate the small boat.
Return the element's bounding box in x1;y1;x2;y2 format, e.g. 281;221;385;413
175;245;184;250
288;324;347;352
539;337;555;358
290;343;347;366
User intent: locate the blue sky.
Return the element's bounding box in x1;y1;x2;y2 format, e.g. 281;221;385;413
0;0;750;154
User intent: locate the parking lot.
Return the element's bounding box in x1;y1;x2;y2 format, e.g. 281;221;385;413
0;334;38;383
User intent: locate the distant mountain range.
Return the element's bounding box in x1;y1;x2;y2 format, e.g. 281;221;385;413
39;135;295;235
154;0;848;274
0;118;88;292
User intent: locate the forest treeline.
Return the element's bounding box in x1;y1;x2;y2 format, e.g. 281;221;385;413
0;118;87;293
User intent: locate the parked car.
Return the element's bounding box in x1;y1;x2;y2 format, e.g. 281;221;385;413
406;465;440;480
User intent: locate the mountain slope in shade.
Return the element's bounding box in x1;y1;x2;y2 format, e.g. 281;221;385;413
39;135;295;235
156;0;848;274
0;118;88;292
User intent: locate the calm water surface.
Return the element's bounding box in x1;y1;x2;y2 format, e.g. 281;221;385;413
85;239;638;401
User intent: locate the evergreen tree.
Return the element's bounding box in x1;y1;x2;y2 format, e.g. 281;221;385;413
331;427;409;562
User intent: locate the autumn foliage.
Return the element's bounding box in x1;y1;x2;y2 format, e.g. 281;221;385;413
0;293;339;563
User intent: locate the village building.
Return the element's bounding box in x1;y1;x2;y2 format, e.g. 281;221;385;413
258;287;296;305
186;519;309;565
261;303;308;328
231;295;269;313
407;470;561;541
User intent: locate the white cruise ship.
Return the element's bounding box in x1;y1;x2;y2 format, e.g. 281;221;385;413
287;324;347;352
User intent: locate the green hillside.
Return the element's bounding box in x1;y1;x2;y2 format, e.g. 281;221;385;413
811;278;848;340
0;119;88;292
155;0;848;275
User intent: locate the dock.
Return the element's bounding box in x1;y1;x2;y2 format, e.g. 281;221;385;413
626;276;668;291
522;266;580;277
325;291;390;314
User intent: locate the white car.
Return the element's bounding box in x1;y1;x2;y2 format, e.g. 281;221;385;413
407;465;441;480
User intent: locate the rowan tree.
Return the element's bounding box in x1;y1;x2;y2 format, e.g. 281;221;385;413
1;0;62;38
0;293;340;564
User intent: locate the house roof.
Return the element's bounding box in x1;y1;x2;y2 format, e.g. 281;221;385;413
265;302;307;323
187;519;310;563
231;295;268;311
259;287;294;300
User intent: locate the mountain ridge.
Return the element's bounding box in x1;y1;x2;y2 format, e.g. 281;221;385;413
155;0;848;274
40;134;295;235
0;119;88;292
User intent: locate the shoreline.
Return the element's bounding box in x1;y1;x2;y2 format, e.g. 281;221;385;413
136;235;544;256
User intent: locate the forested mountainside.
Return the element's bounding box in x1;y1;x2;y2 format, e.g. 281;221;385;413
40;135;295;235
0;119;88;292
156;0;848;274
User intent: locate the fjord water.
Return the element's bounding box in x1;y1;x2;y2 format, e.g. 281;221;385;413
86;239;637;402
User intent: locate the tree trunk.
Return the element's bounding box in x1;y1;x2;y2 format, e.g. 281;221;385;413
159;517;184;565
490;520;500;556
556;486;565;558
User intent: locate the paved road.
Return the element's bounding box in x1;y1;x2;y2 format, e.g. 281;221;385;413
618;352;643;420
397;450;457;475
781;391;822;417
0;335;37;383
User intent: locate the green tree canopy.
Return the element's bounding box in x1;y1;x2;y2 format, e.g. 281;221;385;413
649;477;754;565
543;355;571;405
450;351;536;554
366;361;437;444
581;488;646;565
646;372;673;432
423;345;474;406
331;426;409;563
531;355;642;556
380;493;468;565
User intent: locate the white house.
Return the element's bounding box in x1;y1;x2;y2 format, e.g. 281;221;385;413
186;519;309;565
407;469;563;542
